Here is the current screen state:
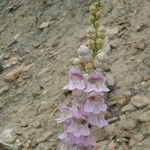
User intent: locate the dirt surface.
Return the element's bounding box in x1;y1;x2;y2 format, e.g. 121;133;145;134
0;0;150;150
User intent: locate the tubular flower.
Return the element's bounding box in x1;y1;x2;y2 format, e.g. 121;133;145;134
64;68;85;91
86;71;109;93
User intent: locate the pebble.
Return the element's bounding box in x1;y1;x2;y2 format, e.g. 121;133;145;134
143;74;150;81
129;133;144;147
121;103;136;113
135;40;146;50
4;66;25;82
110;97;129;106
0;85;10;95
36;131;53;144
96;140;108;150
0;129;17;144
31;121;41;128
136;110;150;122
0;140;18;150
131;95;150;108
118;119;137;130
118;143;129;150
107;141;116;150
20;121;28;127
39;21;51;29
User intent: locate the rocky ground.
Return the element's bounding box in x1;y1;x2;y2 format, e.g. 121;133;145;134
0;0;150;150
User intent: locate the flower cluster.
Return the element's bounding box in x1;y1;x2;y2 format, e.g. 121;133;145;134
56;1;110;149
56;66;109;149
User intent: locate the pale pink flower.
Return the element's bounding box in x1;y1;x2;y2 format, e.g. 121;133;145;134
87;113;108;128
64;68;85;91
84;92;107;114
86;71;109;93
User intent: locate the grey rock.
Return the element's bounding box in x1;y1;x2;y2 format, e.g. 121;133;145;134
131;95;150;108
121;103;136;113
0;140;18;150
118;119;137;130
36;142;54;150
136;110;150;122
130;137;150;150
0;129;17;144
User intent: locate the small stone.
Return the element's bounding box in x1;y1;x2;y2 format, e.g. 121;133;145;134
0;129;17;144
107;141;116;150
96;140;108;150
0;86;9;95
106;73;115;87
118;119;137;130
106;27;119;37
118;143;129;150
135;40;146;50
32;92;41;98
131;95;150;108
4;66;25;82
39;21;51;29
23;140;31;148
143;74;150;81
136;110;150;122
32;41;40;48
108;117;119;124
36;131;53;144
0;141;18;150
110;97;129;106
141;122;150;135
20;121;28;127
121;103;136;113
31;121;41;128
129;133;144;147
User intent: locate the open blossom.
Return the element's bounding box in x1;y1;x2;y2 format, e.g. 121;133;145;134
85;71;109;93
64;68;85;91
84;91;107;114
87;113;108;128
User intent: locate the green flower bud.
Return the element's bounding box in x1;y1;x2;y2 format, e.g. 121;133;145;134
87;33;96;40
95;20;99;27
97;31;105;39
90;5;97;12
73;58;81;65
89;16;95;23
88;39;95;46
87;27;95;34
96;11;101;19
96;38;103;46
95;2;101;8
98;26;106;33
85;63;94;72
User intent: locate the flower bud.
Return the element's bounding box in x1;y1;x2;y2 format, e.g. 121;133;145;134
96;11;101;19
85;63;94;72
87;33;96;40
90;5;97;12
97;31;105;39
90;16;95;23
87;27;95;34
87;39;95;47
96;38;103;46
73;58;81;65
98;26;106;33
95;2;101;8
95;20;99;27
78;45;91;56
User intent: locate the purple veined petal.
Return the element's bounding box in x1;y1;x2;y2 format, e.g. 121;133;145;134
68;80;75;90
67;122;77;133
96;114;108;128
86;83;97;93
93;104;102;114
58;132;68;140
76;80;85;90
98;102;107;112
73;125;90;137
87;114;98;126
97;82;109;93
79;125;91;136
84;99;93;113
